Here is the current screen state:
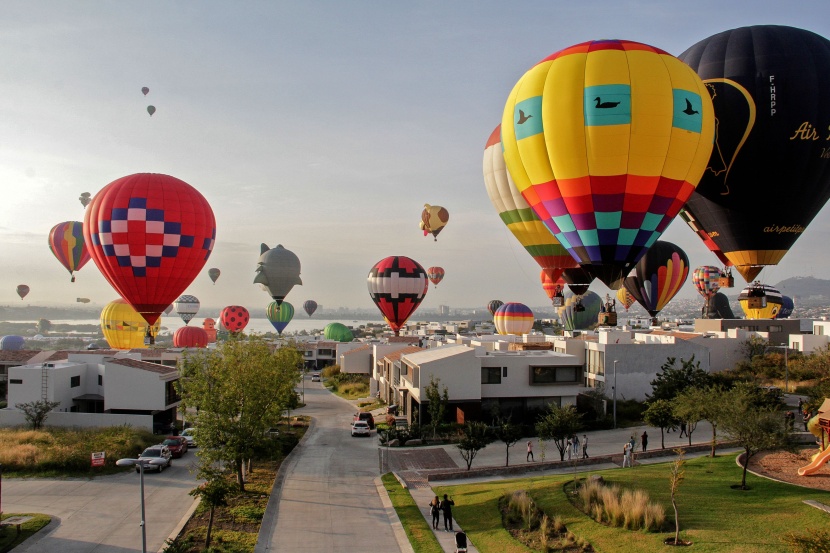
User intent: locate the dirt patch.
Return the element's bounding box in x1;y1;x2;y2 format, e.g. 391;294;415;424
748;446;830;491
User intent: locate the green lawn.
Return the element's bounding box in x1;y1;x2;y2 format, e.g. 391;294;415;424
381;473;443;553
433;454;830;553
0;513;51;553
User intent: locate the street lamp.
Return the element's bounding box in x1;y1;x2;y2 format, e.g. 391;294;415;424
612;360;618;429
116;457;168;553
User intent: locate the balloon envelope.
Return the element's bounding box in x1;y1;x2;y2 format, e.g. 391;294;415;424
367;256;428;335
420;204;449;240
208;268;221;284
623;241;690;318
141;86;149;95
220;305;250;333
616;288;636;311
83;173;216;326
692;266;722;300
303;300;317;317
173;326;208;348
501;39;714;289
705;292;736;319
174;295;200;325
266;301;294;336
739;283;783;319
493;302;534;335
324;322;354;342
558;291;602;331
427;266;445;287
487;300;504;316
254;244;302;305
16;285;29;300
48;221;92;281
679;25;830;282
79;192;92;208
147;105;156;116
202;318;217;342
777;296;794;319
0;335;25;351
100;299;161;349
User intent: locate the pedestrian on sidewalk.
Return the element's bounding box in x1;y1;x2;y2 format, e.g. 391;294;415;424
572;434;580;457
803;410;812;431
428;496;441;530
641;431;648;452
622;443;632;468
526;440;534;462
582;434;589;458
679;421;687;438
629;435;635;453
441;494;455;532
566;437;573;460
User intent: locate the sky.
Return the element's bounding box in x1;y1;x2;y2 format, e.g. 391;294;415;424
1;1;829;315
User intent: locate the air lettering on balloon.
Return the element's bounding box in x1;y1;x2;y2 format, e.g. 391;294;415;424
763;225;805;234
789;122;820;141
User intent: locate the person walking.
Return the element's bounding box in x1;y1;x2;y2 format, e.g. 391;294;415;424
526;440;534;462
566;437;573;460
629;435;635;453
622;443;631;468
572;434;580;457
679;421;687;438
803;410;812;432
428;496;441;530
582;434;589;459
441;494;455;532
641;430;648;452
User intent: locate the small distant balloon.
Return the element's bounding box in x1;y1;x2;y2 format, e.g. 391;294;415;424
76;297;91;304
147;105;156;116
141;86;149;96
303;300;318;317
208;268;221;284
16;285;29;300
419;204;449;241
79;192;92;208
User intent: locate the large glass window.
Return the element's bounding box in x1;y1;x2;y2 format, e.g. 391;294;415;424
481;367;501;384
531;366;580;384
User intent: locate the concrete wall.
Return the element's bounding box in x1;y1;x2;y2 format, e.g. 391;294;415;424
0;408;154;431
404;347;479;403
478;351;582;400
793;334;830;354
104;363;169;411
340;347;371;374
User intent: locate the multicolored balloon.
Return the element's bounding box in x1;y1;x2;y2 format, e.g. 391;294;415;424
692;266;722;300
100;299;161;349
501;39;714;289
16;285;29;300
303;300;318;317
623;241;690;318
420;204;449;241
679;25;830;282
174;295;200;325
540;270;565;304
616;287;636;311
174;326;208;348
367;256;428;335
487;299;504;316
48;221;92;282
493;302;534;336
427;266;445;288
220;305;250;333
83;173;216;326
324;322;354;342
208;268;221;284
739;283;783;319
266;301;294;336
558;291;602;331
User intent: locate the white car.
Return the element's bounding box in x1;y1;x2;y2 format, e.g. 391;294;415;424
180;427;198;447
311;373;321;382
136;445;172;472
351;420;371;437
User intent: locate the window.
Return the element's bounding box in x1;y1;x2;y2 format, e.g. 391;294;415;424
98;375;103;386
70;375;81;388
531;366;580;384
481;367;501;384
10;379;22;384
769;325;782;332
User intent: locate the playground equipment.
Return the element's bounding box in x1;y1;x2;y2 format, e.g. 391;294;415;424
798;398;830;476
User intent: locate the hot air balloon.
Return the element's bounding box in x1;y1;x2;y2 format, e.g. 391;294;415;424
208;268;221;284
692;265;722;318
266;301;294;336
76;297;91;304
324;322;354;342
487;300;504;316
561;267;594;297
164;304;174;315
100;299;161;349
174;326;208;348
147;105;156;116
777;296;795;319
540;270;565;306
202;318;217;342
558;291;602;331
367;256;428;336
174;295;200;325
83;173;215;332
0;335;25;351
254;244;302;308
705;292;736;319
616;288;636;311
303;300;317;317
427;266;445;288
493;302;534;335
739;283;783;319
420;204;449;241
483;125;577;279
623;241;690;320
679;26;830;283
48;221;92;282
220;305;249;333
501;39;715;290
79;192;92;208
16;285;29;300
141;86;149;96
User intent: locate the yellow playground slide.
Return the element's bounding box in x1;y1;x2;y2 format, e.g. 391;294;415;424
798;413;829;476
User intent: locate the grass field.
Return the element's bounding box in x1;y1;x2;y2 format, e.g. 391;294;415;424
433;454;830;553
381;473;443;553
0;513;51;553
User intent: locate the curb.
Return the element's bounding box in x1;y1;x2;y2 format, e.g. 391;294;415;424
375;476;416;553
158;497;201;553
254;416;316;553
6;516;61;553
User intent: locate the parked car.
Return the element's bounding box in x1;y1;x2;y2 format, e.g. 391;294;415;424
162;436;188;458
311;373;320;382
351;420;371;437
180;427;198;447
136;445;172;472
353;411;375;429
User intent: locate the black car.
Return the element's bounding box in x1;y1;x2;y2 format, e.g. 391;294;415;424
353;411;375;429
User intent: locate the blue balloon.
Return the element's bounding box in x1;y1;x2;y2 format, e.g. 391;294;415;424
0;335;25;351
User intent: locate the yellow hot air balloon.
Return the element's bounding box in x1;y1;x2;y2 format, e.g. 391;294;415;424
100;299;161;349
738;283;783;320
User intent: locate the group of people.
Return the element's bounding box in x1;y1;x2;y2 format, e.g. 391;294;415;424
428;494;455;532
621;431;649;467
525;434;589;462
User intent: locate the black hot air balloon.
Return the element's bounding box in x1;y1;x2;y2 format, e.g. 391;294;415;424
679;25;830;283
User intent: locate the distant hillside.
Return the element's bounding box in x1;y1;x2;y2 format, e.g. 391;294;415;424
773;277;830;299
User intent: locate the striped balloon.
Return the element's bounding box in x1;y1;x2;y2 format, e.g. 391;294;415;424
266;301;294;335
739;284;783;320
493;302;534;335
48;221;91;282
487;299;504;316
623;241;690;318
616;287;635;311
692;266;721;300
367;256;428;336
558;291;602;331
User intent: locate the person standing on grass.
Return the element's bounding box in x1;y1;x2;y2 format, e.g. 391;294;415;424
582;434;589;458
441;494;455;532
526;440;534;462
641;430;648;452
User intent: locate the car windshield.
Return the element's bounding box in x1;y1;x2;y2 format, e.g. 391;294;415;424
162;440;179;446
141;449;162;457
354;422;368;427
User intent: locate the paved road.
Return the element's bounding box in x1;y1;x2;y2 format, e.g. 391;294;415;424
257;379;404;552
3;454;200;553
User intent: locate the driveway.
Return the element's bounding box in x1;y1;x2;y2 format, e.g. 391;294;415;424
256;379;404;552
3;455;200;553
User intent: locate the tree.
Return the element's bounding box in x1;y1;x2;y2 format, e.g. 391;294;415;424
457;422;492;470
17;399;60;429
177;336;302;491
668;449;686;546
642;399;676;449
740;335;769;360
491;414;524;467
535;404;583;461
648;355;712;402
674;386;726;456
424;376;449;438
719;382;791;489
189;465;235;549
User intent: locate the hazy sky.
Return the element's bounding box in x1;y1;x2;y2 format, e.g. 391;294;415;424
2;1;829;315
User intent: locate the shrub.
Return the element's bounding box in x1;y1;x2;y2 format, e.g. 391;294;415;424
575;478;664;532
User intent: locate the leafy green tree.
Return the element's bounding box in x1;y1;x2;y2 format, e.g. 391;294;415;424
535;404;583;461
491;414;524;467
189;465;235;548
674;386;727;456
719;382;791;489
424;376;449;438
17;399;61;429
642;399;676;449
177;336;302;490
648;355;712;402
740;335;770;360
457;422;492;470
